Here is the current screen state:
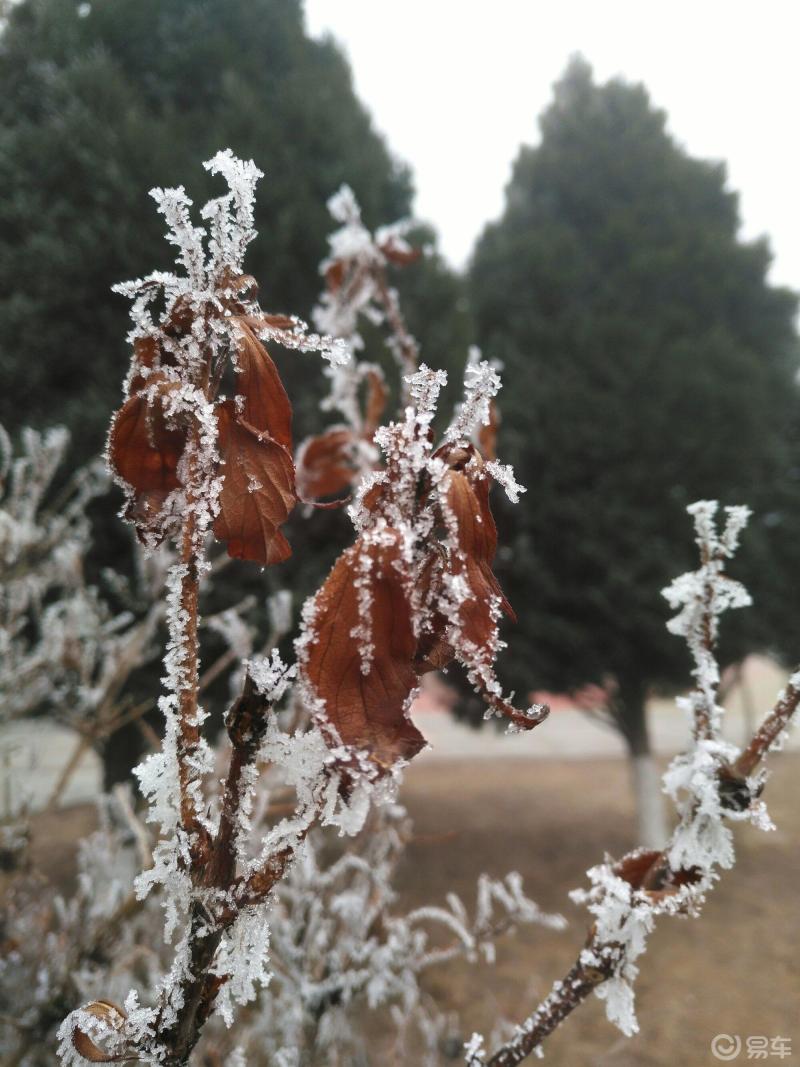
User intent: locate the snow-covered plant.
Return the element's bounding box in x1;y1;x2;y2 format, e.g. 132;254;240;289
295;184;420;501
0;415;288;824
467;502;800;1065
196;802;564;1066
297;188;508;507
57;153;547;1066
313;183;419;379
3;781;562;1066
0;423;107;726
1;788;162;1067
0;424;175;823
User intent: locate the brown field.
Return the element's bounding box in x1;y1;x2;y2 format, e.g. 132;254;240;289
12;753;800;1066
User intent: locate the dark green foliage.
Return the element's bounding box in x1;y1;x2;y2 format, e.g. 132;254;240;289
0;0;416;461
470;57;800;745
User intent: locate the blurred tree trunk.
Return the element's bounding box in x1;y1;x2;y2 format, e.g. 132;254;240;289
614;679;668;848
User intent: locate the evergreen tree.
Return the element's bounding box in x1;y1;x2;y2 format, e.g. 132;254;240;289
469;57;800;843
0;0;467;463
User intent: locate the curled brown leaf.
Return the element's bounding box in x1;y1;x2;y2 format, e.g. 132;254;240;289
478;398;499;461
107;375;185;545
71;1000;128;1063
303;530;425;769
234;322;292;449
295;428;357;501
379;237;422;267
613;848;702;903
363;368;388;434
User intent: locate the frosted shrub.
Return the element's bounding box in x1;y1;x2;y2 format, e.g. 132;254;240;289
0;424;177;823
55;154;554;1066
0;424;108;728
0;788;164;1065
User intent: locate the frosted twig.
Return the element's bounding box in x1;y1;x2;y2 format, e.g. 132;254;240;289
471;502;798;1066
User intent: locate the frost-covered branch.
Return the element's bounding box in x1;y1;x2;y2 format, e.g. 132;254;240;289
2;789;160;1067
0;425;109;725
296;186;424;502
468;501;799;1066
6;770;561;1065
313;184;420;389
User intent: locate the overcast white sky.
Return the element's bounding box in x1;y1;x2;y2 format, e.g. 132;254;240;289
305;0;800;290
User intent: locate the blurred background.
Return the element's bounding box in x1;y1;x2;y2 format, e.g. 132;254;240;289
1;2;799;1064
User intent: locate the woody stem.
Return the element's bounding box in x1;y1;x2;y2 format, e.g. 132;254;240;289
175;424;205;842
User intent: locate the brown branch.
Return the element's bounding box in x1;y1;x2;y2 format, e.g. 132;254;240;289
197;646;238;694
156;906;227;1066
734;672;799;778
242;830;310;907
174;429;205;847
484;940;618;1066
44;734;91;811
204;673;266;889
153;670;313;1058
374;268;419;399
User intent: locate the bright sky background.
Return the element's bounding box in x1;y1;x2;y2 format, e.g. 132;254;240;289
305;0;800;290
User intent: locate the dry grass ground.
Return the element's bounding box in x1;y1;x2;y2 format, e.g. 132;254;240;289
8;754;799;1066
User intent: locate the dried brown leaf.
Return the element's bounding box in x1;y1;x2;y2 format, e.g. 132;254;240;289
71;1000;127;1063
108;375;185;544
413;549;455;673
478;399;499;460
426;446;547;731
261;312;296;331
613;848;702;903
443;460;514;629
128;335;162;395
304;531;425;768
325;259;345;293
234;323;292;450
295;428;357;501
363;368;388;434
380;238;422;267
213;401;295;565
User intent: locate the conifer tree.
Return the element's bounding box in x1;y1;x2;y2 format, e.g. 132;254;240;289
470;57;800;844
0;0;465;463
